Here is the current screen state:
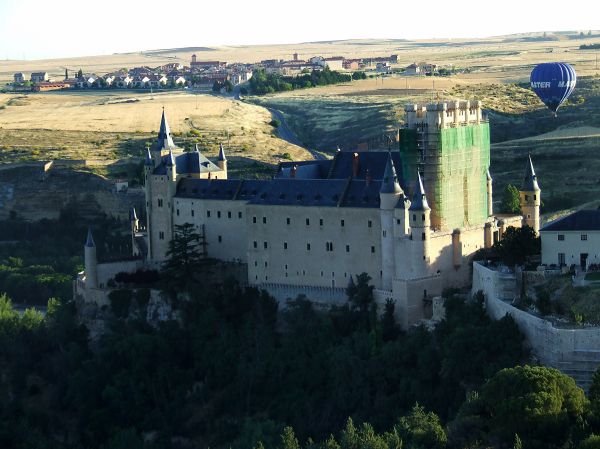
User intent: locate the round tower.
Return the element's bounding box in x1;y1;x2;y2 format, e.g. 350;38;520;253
379;154;403;290
84;228;98;289
486;169;493;217
408;172;431;277
519;155;541;235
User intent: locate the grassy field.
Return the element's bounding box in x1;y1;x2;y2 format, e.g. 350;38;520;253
0;91;312;178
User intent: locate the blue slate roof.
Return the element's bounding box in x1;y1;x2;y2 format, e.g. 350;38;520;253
541;210;600;232
152;151;221;175
277;160;332;179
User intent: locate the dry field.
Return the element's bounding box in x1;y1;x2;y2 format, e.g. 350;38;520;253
0;91;312;176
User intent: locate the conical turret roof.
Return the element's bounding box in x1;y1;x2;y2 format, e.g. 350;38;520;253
156;109;175;150
218;143;227;161
522;155;540;191
145;147;153;166
166;149;175;167
130;207;137;221
409;172;430;211
380;153;402;194
85;228;95;248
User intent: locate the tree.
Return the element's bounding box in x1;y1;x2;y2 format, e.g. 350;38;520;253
396;403;447;449
502;184;521;214
279;427;300;449
381;299;399;341
492;225;540;266
464;365;587;449
580;435;600;449
77;68;83;79
162;222;205;287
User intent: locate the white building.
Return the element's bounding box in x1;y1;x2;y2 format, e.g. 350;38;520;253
541;210;600;270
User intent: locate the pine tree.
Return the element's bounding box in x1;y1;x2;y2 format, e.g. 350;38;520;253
279;427;300;449
501;184;521;214
162;223;205;288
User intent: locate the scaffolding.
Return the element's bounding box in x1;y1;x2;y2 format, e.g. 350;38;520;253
399;121;490;231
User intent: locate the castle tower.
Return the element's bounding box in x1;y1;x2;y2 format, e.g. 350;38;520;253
408;172;431;277
84;228;98;289
520;155;541;235
486;169;493;217
400;100;489;230
379;154;403;291
217;143;228;175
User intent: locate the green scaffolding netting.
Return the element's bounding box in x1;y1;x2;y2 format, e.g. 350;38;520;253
399;124;490;230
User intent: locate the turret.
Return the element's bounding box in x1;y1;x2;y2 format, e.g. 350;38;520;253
408;172;431;275
486;169;493;217
379;154;403;290
166;149;176;181
519;155;541;234
84;228;98;289
217;143;228;174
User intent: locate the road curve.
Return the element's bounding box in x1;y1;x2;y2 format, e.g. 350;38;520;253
268;108;326;161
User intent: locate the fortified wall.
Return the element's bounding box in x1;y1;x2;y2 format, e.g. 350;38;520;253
472;262;600;390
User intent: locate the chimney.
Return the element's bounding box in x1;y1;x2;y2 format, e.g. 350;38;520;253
352;152;360;177
365;169;372;186
290;165;297;179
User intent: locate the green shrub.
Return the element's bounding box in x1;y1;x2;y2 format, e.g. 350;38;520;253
109;289;132;318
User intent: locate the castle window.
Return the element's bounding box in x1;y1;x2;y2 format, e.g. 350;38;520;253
238;212;242;219
264;241;268;249
302;270;306;275
346;245;350;252
263;217;267;224
422;214;425;221
284;242;288;249
254;261;258;266
307;243;311;251
320;218;323;226
422;232;426;240
285;272;288;277
285;264;288;269
253;241;257;248
582;235;588;241
413;214;416;221
368;220;372;228
159;231;164;240
176;209;179;216
371;246;375;254
228;211;232;219
534;195;537;200
158;198;163;207
286;217;291;225
253;216;257;223
191;210;195;217
397;219;400;225
218;235;222;243
264;261;268;267
207;210;211;218
525;194;529;201
326;242;333;252
558;253;566;265
340;219;345;227
217;211;221;218
306;218;310;226
321;271;324;277
383;230;387;237
558;234;565;241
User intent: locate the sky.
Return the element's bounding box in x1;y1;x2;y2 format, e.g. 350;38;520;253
0;0;597;60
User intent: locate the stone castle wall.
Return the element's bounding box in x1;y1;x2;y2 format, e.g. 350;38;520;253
472;262;600;390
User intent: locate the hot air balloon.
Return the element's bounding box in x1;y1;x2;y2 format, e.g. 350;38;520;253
530;62;576;116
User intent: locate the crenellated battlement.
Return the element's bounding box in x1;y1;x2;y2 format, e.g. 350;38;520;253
404;100;484;129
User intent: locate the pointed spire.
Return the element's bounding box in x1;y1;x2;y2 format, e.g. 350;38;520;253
486;169;492;181
130;207;137;221
85;228;95;248
157;108;175;149
166;149;175;167
218;143;227;161
380;153;402;194
145;147;153;166
409;172;430;211
522;155;540;191
195;143;201;154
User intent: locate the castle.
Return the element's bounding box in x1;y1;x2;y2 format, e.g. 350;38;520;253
78;101;541;329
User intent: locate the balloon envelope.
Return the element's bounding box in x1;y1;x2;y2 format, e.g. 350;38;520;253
530;62;576;113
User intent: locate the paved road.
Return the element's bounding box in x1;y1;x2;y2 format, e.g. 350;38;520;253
268;108;326;161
